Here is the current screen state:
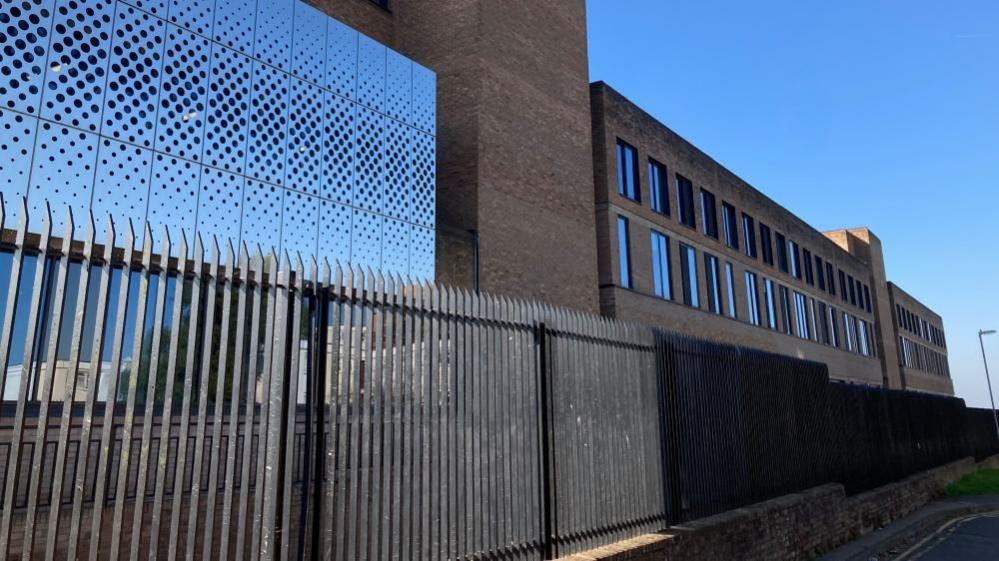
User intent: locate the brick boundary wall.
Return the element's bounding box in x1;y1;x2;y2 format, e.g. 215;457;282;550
559;454;999;561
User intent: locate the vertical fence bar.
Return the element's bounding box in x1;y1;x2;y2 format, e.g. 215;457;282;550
279;256;305;561
536;320;555;560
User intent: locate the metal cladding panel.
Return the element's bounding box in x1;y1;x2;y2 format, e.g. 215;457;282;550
0;0;55;115
1;0;436;279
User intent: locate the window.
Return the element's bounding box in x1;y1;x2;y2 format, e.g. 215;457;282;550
680;243;699;307
369;0;390;8
616;140;640;202
775;232;788;273
725;262;737;319
676;175;695;228
764;278;777;330
745;271;761;326
802;249;814;285
828;306;840;347
848;275;857;307
742;213;757;259
704;253;722;314
838;270;848;302
722;203;739;250
858;321;870;356
617;216;632;288
779;285;792;335
863;285;872;314
844;313;856;352
794;291;809;340
817;301;830;344
650;230;672;300
759;223;773;266
789;240;801;279
815;256;825;290
854;279;863;309
649;159;669;215
826;262;836;296
700;189;718;238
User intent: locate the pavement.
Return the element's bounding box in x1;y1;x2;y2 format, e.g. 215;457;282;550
819;496;999;561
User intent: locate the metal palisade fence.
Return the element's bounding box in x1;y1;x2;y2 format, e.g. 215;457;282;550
0;200;997;561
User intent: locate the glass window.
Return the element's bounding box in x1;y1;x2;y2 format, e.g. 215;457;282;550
844;312;855;352
826;262;836;296
745;271;761;326
775;232;788;273
779;285;792;335
815;256;825;290
742;213;757;258
802;249;814;285
680;243;699;307
704;253;721;314
650;230;672;300
863;285;871;313
789;240;801;279
700;189;718;239
617;216;632;289
760;223;773;266
722;202;739;250
616;139;640;202
858;321;870;356
829;306;840;347
725;262;737;319
838;270;848;302
676;175;696;228
764;278;777;330
817;301;830;344
848;275;857;307
649;159;669;215
794;291;809;339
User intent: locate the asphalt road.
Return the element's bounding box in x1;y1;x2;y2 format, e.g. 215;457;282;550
901;512;999;560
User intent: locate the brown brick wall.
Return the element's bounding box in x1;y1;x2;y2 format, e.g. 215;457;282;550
559;455;999;561
308;0;601;312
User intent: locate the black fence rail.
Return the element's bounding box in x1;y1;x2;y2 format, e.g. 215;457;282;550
0;204;996;560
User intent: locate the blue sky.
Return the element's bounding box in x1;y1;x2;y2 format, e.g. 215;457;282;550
587;1;999;406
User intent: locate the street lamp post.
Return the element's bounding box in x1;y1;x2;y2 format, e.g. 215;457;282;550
980;329;999;440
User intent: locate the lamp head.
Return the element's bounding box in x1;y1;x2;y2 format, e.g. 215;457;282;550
982;330;998;336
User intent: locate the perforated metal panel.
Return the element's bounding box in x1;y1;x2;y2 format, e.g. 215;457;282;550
285;78;323;196
356;34;385;111
0;109;37;223
353;107;383;213
28;122;99;234
40;0;116;132
197;166;242;243
410;129;435;228
325;17;357;100
253;0;293;71
146;153;199;240
0;0;436;280
202;43;251;173
240;178;282;252
247;61;289;186
383;118;410;221
100;3;166;147
351;209;382;271
385;49;411;123
291;1;326;86
211;0;253;52
381;218;409;275
318;199;351;265
155;25;210;160
412;62;436;133
0;0;55;115
91;138;153;243
321;90;354;204
410;225;435;281
281;190;318;257
168;0;213;37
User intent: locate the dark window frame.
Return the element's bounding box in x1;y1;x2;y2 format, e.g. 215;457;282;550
616;139;641;202
700;188;718;239
676;174;696;229
648;158;669;215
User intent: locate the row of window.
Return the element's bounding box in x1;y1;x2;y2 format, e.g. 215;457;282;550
896;304;946;348
899;336;950;378
615;139;872;317
618;216;876;358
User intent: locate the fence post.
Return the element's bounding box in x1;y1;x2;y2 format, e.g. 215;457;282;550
535;322;557;559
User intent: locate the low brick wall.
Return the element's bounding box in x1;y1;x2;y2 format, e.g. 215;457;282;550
560;454;999;561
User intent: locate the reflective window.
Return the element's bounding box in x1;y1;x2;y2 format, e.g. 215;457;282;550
827;262;836;296
815;256;826;290
649;159;669;214
794;291;809;340
704;253;721;314
676;175;696;228
829;306;840;347
802;249;814;285
839;270;848;302
764;278;777;330
722;202;739;250
616;139;640;202
760;223;774;266
779;285;792;335
817;301;830;344
700;189;718;239
745;271;761;326
742;213;757;258
789;240;801;280
617;216;632;288
651;230;672;300
725;262;737;319
680;243;699;307
775;232;788;273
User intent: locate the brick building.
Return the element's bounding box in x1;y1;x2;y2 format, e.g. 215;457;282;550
307;0;951;393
